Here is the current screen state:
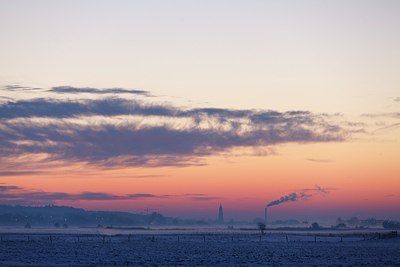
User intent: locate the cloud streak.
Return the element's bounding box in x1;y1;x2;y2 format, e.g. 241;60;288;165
0;185;165;204
0;171;43;176
2;85;41;91
48;86;150;96
361;113;400;119
373;123;400;133
0;185;23;191
184;194;222;201
306;158;334;163
0;185;220;205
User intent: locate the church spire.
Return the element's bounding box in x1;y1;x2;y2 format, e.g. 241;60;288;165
218;203;224;224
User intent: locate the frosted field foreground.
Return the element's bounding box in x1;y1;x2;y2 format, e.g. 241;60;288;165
0;230;399;266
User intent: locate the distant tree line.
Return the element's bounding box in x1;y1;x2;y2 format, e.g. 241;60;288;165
334;217;383;228
0;205;223;227
382;220;400;230
0;205;170;227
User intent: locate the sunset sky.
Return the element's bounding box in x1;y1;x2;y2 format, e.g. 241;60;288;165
0;0;399;223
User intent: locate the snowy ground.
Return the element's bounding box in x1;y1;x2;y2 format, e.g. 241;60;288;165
0;230;399;266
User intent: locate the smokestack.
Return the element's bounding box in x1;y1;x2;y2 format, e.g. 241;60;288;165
264;207;267;225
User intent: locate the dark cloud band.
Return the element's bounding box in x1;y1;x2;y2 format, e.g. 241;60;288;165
0;86;351;167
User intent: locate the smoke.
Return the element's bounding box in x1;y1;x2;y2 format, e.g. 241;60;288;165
267;185;332;207
267;192;310;207
315;184;328;194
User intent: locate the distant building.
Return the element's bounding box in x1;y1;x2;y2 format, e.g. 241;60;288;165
218;203;224;224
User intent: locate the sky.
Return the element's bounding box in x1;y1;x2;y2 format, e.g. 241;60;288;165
0;0;399;223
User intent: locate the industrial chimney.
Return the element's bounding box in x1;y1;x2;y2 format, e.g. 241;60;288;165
264;207;267;225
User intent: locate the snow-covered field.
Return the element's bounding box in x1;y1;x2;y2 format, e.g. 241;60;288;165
0;229;399;266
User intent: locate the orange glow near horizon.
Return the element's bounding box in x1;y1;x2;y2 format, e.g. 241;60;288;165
2;133;399;221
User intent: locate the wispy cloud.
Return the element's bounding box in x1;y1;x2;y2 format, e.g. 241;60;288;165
49;86;150;96
0;185;166;204
0;171;43;176
372;123;400;133
1;85;41;91
115;174;168;179
359;113;400;134
184;193;222;201
0;185;220;205
189;196;222;201
384;194;400;198
306;158;334;163
361;113;400;119
127;193;162;199
0;185;23;191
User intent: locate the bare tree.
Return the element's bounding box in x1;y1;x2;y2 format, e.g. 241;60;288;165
257;222;266;235
311;222;321;230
